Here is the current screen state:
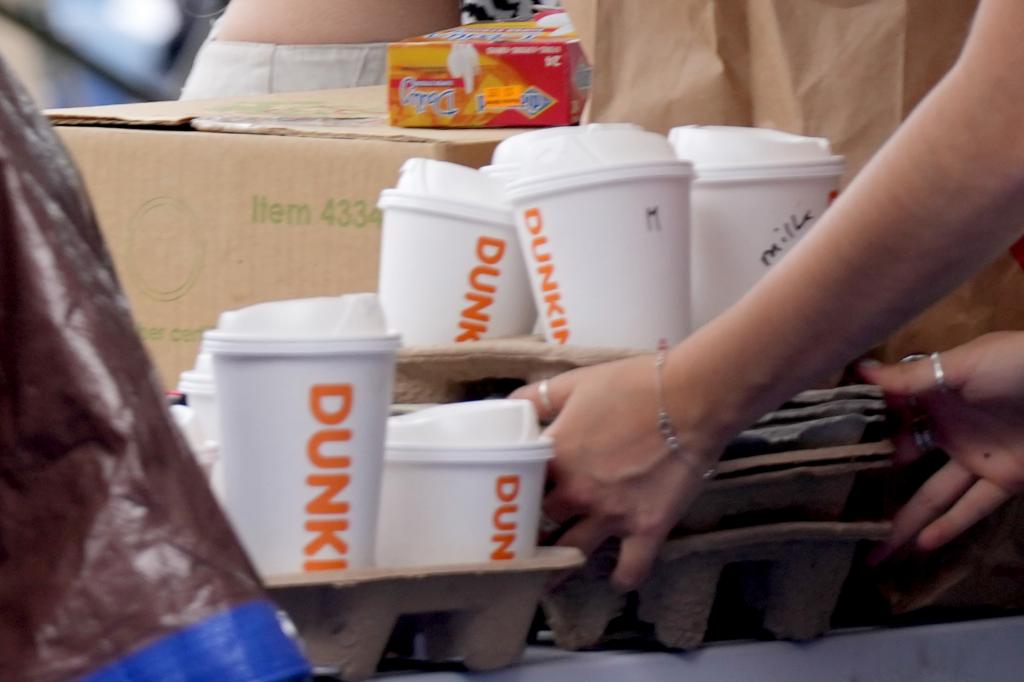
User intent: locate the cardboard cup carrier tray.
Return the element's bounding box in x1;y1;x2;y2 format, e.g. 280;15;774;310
267;547;583;681
268;339;893;679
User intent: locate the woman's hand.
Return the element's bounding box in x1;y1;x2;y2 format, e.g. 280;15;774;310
860;332;1024;563
512;355;716;590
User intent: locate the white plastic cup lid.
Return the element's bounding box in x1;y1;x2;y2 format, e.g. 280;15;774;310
479;164;522;186
491;126;587;166
514;124;679;178
209;293;390;340
491;124;652;170
504;160;693;204
393;158;507;209
387;399;550;454
177;350;215;394
668;125;842;170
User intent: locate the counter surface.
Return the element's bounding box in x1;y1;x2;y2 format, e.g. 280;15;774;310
352;614;1024;681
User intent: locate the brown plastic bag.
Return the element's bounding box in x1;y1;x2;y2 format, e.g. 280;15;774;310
0;59;307;681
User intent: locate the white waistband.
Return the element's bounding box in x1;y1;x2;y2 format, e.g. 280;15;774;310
180;39;388;100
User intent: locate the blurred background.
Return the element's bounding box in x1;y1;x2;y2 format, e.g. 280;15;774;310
0;0;225;107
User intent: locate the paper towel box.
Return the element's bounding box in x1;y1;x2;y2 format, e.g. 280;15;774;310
48;86;520;387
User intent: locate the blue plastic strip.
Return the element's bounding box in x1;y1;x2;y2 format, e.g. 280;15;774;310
81;600;310;682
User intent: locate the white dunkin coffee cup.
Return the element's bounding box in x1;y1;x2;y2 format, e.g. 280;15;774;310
378;158;535;346
504;125;694;349
204;293;400;578
669;126;845;330
376;399;552;568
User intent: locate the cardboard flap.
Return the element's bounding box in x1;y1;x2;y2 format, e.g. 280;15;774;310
47;86;385;127
48;86;525;143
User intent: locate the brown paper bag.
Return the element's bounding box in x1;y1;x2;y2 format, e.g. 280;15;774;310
0;59;308;681
562;0;1024;360
564;0;977;178
562;0;1024;617
879;247;1024;362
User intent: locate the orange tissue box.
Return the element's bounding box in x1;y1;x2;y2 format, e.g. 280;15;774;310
388;15;591;128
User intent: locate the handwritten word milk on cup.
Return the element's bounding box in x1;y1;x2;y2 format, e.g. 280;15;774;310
378;158;534;346
760;210;816;267
502;124;694;349
204;294;399;578
376;400;552;568
669;126;845;331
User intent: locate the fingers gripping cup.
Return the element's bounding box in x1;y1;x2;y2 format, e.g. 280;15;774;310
378;159;535;346
669;126;845;330
376;400;552;568
204;294;400;578
503;125;694;349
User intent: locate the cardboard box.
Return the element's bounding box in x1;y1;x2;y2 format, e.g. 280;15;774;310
49;87;521;388
388;18;589;128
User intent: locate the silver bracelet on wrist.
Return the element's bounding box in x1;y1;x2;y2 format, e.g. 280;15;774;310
654;349;717;481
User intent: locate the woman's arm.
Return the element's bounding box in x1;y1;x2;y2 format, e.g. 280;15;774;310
515;0;1024;589
666;0;1024;460
216;0;461;44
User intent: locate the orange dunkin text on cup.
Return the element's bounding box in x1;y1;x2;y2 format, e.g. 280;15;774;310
523;208;569;344
304;384;354;571
457;235;507;342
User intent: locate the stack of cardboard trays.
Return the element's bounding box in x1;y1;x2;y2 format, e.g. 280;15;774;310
392;337;895;650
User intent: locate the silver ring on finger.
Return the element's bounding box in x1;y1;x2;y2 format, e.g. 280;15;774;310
538;378;554;416
930;352;948;392
900;353;929;364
